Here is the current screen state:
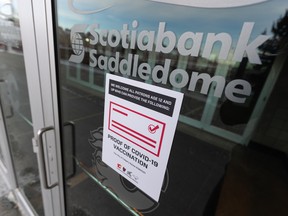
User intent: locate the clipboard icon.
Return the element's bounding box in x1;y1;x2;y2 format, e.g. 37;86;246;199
108;102;166;157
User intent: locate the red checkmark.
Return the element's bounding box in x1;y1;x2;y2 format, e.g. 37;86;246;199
148;124;159;134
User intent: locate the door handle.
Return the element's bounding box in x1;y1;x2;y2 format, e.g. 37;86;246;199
37;126;58;189
63;121;76;179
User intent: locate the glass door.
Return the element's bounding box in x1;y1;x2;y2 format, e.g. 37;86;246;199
52;0;288;216
16;0;65;215
0;0;45;215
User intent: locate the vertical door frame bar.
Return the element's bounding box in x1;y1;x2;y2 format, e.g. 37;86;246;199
0;101;17;189
18;0;65;215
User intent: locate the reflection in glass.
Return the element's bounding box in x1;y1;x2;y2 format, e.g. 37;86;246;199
56;0;288;215
0;0;43;215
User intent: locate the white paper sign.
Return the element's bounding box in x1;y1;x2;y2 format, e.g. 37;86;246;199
102;73;183;201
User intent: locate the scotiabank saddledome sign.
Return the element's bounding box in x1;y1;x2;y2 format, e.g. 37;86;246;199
69;19;271;104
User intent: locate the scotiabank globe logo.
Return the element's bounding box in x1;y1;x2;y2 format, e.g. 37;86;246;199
69;24;88;63
71;33;84;56
149;0;268;8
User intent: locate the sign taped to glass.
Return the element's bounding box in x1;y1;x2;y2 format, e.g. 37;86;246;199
102;74;183;201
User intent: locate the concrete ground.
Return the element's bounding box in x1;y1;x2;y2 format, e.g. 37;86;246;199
0;175;22;216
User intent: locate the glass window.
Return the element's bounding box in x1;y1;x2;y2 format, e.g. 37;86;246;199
0;1;44;214
55;0;288;215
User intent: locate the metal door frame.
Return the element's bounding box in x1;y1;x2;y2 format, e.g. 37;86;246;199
18;0;65;215
0;99;17;189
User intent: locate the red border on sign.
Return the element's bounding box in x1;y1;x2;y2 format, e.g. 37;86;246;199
108;101;166;157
